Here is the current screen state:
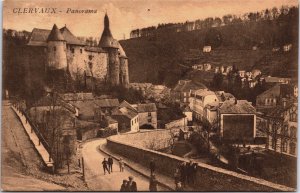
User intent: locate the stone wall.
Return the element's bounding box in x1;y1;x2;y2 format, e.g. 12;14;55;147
165;117;187;129
112;129;175;150
106;132;294;191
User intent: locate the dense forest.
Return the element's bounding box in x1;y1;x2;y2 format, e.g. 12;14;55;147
120;6;298;87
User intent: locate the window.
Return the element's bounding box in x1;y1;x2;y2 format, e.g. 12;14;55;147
80;49;83;54
131;120;133;126
148;118;152;123
53;46;56;52
271;138;276;150
290;113;297;122
282;125;288;136
148;112;151;117
290;142;296;155
71;48;75;53
290;127;297;138
282;140;288;152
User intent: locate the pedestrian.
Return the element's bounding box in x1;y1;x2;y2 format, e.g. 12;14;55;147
191;161;198;185
102;158;110;175
108;156;113;172
150;159;156;175
179;162;187;186
120;179;129;191
187;160;193;184
149;174;158;191
128;176;137;191
175;182;184;191
174;168;181;185
119;158;124;172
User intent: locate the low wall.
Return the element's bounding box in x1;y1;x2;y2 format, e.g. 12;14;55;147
165;117;187;129
115;129;177;150
107;133;294;191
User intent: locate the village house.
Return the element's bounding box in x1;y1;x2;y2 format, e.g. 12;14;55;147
264;76;291;85
215;91;236;105
218;100;256;142
203;46;212;53
204;63;212;71
132;103;157;129
189;89;219;122
93;98;120;115
172;79;207;104
238;70;246;78
111;100;139;133
256;84;295;111
283;44;292;52
182;106;193;123
258;100;297;157
251;69;262;79
59;92;94;101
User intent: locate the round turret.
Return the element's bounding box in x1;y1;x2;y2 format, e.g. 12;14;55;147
47;24;67;70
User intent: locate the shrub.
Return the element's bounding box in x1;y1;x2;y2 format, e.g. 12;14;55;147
97;128;117;138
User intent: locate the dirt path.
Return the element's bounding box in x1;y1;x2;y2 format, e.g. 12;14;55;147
1;101;88;191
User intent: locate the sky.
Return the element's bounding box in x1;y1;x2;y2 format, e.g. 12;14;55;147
3;0;298;40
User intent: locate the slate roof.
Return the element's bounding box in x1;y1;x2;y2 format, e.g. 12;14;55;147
94;99;119;108
219;100;256;114
257;84;293;99
70;100;97;117
47;24;65;42
119;100;137;112
173;80;207;92
137;103;157;113
99;14;119;49
195;90;216;97
105;116;118;124
112;107;138;119
27;26;85;46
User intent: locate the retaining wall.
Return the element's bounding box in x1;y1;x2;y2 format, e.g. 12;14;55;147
107;132;295;191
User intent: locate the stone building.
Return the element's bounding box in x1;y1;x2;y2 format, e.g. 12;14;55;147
218;100;256;142
133;103;157;129
23;14;129;91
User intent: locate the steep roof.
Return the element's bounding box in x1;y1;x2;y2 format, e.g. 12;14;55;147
118;43;127;58
137;103;157;113
195;90;216;97
28;25;84;46
47;24;65;42
94;99;119;107
173;80;207;92
70;100;97;118
119;100;137;112
60;26;85;45
112;107;138;119
98;14;119;49
257;84;293;99
59;93;94;101
219;100;255;114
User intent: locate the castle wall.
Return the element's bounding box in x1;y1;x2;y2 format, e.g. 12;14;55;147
107;49;120;86
47;41;67;70
119;57;129;87
66;45;108;83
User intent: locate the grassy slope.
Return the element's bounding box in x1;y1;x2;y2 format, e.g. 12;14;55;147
120;21;298;88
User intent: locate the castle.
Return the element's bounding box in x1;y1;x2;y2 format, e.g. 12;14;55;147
24;13;129;91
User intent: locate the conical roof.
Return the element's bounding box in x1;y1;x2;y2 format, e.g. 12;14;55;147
47;24;65;42
98;14;119;48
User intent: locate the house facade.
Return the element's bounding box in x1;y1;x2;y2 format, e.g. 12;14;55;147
218;100;256;141
134;103;157;129
189;90;219;121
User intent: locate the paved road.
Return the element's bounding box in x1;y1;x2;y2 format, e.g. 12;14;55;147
81;139;167;191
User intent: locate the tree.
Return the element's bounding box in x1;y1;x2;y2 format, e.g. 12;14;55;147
212;72;223;89
223;14;233;25
213;17;222;27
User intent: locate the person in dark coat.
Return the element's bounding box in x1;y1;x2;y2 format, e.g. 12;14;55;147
120;179;129;191
108;156;114;172
102;158;110;175
186;160;193;184
150;159;156;175
149;174;158;191
179;162;187;186
191;162;198;185
128;176;137;191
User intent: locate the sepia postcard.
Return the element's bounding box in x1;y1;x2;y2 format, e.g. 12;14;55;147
1;0;298;191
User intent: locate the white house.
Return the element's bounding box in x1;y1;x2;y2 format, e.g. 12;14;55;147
283;44;292;52
203;46;212;53
134;103;157;129
189;90;219;121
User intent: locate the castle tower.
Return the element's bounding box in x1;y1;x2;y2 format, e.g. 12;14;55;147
99;13;120;86
47;24;67;70
118;45;129;88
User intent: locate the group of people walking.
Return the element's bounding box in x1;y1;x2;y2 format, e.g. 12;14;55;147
102;156;125;175
174;160;198;190
120;176;137;191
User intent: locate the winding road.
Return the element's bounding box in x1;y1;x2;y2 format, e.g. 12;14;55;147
81;139;167;191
